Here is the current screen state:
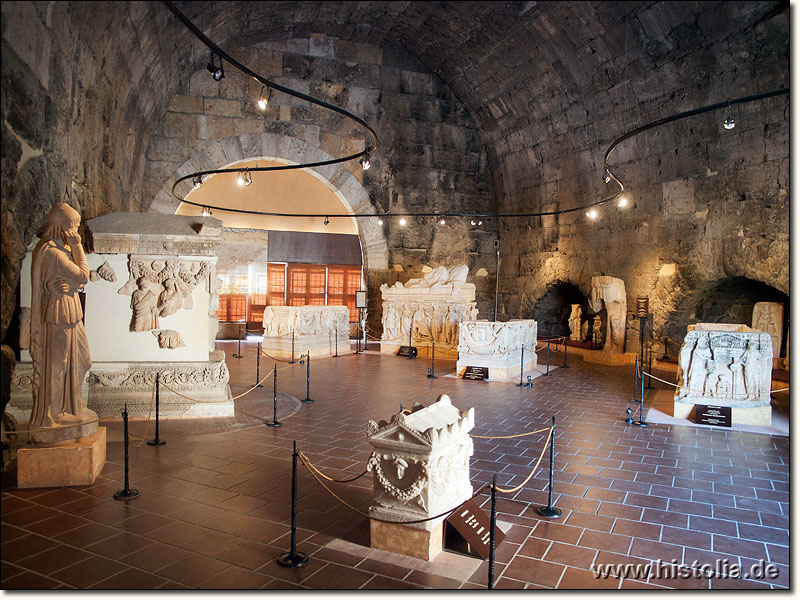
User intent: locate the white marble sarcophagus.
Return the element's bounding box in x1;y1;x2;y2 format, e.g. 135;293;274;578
456;320;538;380
380;265;478;358
367;394;475;560
10;213;232;420
674;323;773;426
261;305;350;359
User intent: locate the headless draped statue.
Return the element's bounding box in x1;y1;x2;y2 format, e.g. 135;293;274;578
29;203;98;444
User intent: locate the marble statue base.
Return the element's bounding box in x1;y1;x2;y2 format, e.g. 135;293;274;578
17;427;106;488
370;518;445;561
455;352;537;381
261;333;351;360
10;360;232;420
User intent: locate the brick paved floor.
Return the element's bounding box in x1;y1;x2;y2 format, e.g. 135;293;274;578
1;342;790;589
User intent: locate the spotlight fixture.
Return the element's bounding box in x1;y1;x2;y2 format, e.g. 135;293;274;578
586;208;599;220
617;195;629;208
603;168;612;183
722;100;735;130
257;86;268;111
192;175;202;190
201;206;211;216
237;169;252;186
359;153;371;171
323;216;330;226
206;54;225;81
399;217;407;226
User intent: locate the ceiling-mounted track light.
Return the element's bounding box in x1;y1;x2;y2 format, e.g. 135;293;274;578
207;53;225;81
192;175;202;189
201;206;211;216
236;169;252;186
359;153;371;171
323;216;330;226
257;86;268;111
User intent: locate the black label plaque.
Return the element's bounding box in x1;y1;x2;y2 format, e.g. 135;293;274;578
445;497;505;560
397;346;417;358
463;366;488;381
695;404;732;428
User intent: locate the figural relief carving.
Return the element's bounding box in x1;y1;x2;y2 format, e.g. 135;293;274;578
118;257;210;332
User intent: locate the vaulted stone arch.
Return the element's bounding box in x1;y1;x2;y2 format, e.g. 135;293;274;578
148;132;389;272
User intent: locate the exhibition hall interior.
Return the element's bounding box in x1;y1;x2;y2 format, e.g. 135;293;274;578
0;0;790;591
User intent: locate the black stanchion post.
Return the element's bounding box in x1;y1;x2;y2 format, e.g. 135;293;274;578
427;341;437;379
631;356;639;403
302;351;313;403
634;360;649;427
333;329;339;358
562;337;568;368
147;373;166;446
488;474;497;590
114;402;140;500
407;316;415;360
536;416;562;518
234;325;243;358
277;441;309;567
290;329;296;364
267;365;282;427
646;343;654;389
516;345;530;387
544;340;551;376
256;342;263;387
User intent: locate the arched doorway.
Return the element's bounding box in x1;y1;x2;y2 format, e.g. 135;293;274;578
173;157;367;335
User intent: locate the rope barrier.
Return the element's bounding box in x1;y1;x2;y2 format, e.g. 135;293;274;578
640;368;789;397
493;426;553;494
299;453;370;483
472;425;552;439
161;367;276;403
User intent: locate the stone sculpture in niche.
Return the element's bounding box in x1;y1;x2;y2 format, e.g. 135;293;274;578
588;276;626;353
152;330;186;349
28;203;98;444
568;304;582;341
751;302;783;360
119;257;209;332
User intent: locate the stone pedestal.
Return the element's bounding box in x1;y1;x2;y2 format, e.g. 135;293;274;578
674;324;772;427
17;427;106;488
262;305;350;358
456;320;537;380
367;394;474;561
369;519;445;561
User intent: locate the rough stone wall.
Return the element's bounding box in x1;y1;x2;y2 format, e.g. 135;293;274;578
486;3;789;350
143;38;497;328
1;2;190;342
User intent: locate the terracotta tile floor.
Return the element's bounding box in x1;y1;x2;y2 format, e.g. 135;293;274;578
1;341;790;590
